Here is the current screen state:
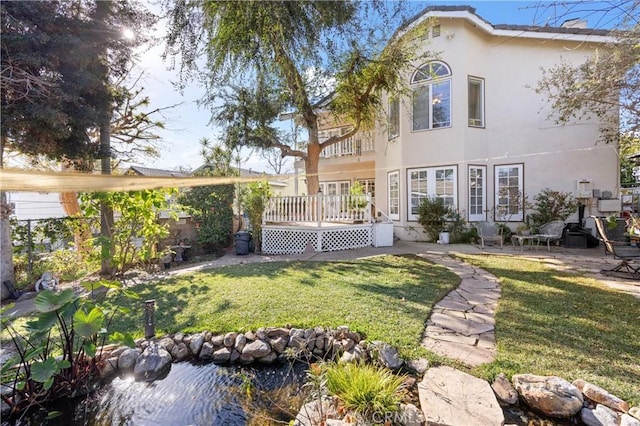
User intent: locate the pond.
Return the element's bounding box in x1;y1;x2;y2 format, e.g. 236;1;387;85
3;360;309;426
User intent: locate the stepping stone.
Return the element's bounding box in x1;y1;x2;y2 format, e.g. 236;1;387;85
429;312;495;336
418;366;505;426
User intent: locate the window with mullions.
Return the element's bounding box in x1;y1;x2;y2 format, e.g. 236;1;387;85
388;171;400;220
407;166;457;221
494;164;524;222
412;61;452;131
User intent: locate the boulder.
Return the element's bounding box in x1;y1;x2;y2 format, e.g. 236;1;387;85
266;327;291;339
170;343;190;361
199;342;214;359
581;405;620;426
133;346;172;381
418;366;504;426
630;407;640;420
157;337;174;353
399;403;425;426
212;347;231;363
223;332;237;347
492;373;518;405
293;398;339;426
242;340;272;358
406;358;429;375
621;413;640;426
339;345;365;364
188;333;204;356
211;334;224;347
574;379;630;413
372;341;403;370
234;334;247;352
270;336;288;354
118;348;141;371
99;357;118;379
512;374;583;418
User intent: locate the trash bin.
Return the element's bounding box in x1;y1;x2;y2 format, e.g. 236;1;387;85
235;231;251;255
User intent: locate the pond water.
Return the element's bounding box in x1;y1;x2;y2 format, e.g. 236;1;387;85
4;361;308;426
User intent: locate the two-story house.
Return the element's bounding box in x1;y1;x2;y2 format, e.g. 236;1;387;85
303;6;618;242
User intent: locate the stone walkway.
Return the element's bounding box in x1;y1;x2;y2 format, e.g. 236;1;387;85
419;253;501;367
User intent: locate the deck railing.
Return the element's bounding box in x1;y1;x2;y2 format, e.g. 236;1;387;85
263;194;372;225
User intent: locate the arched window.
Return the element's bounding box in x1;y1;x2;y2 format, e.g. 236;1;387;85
411;61;452;130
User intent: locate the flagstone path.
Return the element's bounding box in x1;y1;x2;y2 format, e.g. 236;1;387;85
419;253;501;367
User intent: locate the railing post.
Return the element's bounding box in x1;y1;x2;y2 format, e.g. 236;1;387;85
366;193;372;223
317;189;323;227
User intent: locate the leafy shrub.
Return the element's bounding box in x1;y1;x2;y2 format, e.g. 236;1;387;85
529;188;578;228
417;198;469;243
242;181;272;253
179;184;235;254
324;362;405;421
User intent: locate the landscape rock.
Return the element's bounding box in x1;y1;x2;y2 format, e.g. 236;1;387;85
418;366;504;426
188;333;204;356
211;334;224;347
270;336;288;354
199;342;214;359
399;403;425;426
372;341;403;370
492;373;518;405
242;340;272;358
99;357;118;379
406;358;429;375
223;332;237;347
339;345;365;364
630;407;640;420
622;414;640;426
581;405;620;426
234;334;247;352
574;379;630;413
512;374;583;418
257;351;278;363
212;347;231;363
118;348;141;371
157;337;174;353
294;398;339;426
133;346;172;381
170;343;189;361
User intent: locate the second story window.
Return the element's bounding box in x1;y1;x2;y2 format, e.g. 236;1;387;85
411;61;451;131
468;76;485;127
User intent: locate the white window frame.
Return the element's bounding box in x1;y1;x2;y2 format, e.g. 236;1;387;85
320;181;351;195
494;164;524;222
468;165;487;222
407;166;457;221
411;61;452;131
387;171;400;221
468;76;485;128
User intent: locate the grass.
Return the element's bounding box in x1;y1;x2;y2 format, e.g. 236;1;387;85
106;255;458;358
454;253;640;406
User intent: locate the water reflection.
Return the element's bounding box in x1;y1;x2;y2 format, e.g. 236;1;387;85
5;361;308;426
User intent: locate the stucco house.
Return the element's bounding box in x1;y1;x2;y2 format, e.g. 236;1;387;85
294;6;619;242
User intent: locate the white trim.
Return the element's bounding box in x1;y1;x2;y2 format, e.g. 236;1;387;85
494;163;524;222
468;76;485;128
407;166;458;221
397;9;613;44
388;171;400;221
468;165;487;222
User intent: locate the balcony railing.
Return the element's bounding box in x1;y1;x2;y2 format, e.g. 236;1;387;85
318;132;374;159
263;194;372;225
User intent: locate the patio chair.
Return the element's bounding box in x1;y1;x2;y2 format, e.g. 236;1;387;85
592;216;640;278
535;221;566;251
475;222;503;249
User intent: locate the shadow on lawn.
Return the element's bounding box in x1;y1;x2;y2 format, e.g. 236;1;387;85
459;257;640;403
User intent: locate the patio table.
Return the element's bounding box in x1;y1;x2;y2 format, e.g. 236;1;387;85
511;234;540;251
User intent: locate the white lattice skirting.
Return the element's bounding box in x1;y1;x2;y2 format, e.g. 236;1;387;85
262;224;373;255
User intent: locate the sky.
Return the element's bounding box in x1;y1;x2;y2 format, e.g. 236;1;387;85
134;0;616;174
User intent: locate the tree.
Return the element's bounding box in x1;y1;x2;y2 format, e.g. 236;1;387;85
1;0;156;287
533;2;640;160
164;1;420;194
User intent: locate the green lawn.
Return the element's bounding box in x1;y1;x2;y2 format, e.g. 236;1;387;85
455;253;640;406
107;255;458;358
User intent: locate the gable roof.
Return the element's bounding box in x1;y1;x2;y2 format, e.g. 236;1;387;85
396;5;612;43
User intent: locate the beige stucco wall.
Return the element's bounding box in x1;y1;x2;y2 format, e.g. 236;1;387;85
374;16;618;241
